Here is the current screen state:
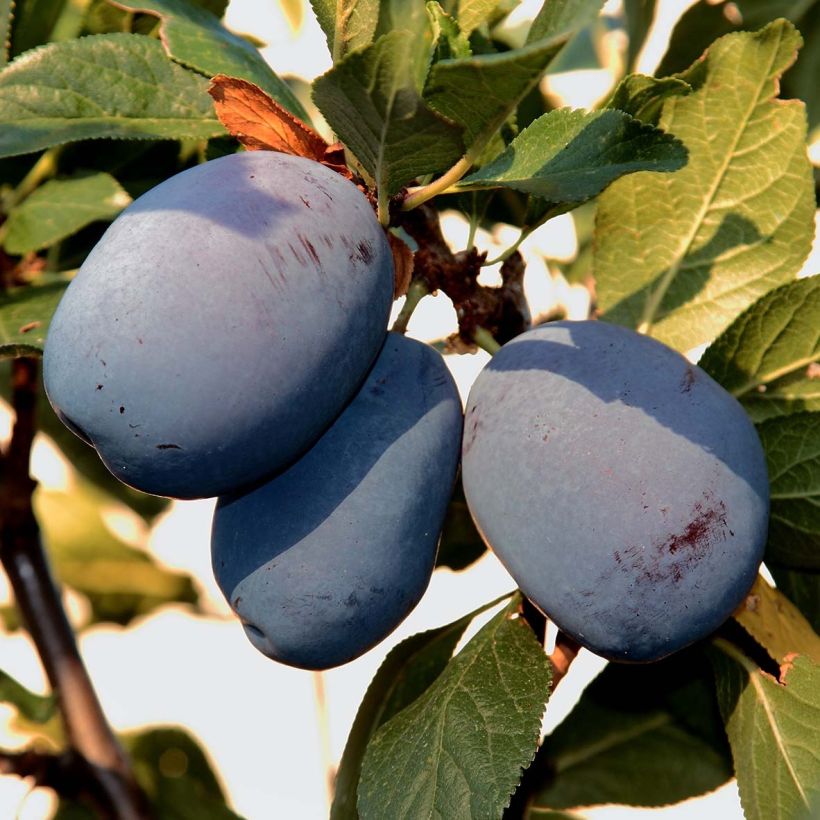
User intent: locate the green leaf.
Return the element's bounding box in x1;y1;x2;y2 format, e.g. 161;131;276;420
57;726;242;819
3;172;131;254
332;597;509;819
623;0;656;71
106;0;307;119
0;278;69;357
425;0;602;148
710;641;820;820
595;20;815;351
527;0;603;44
312;30;464;198
699;277;820;423
527;653;732;811
770;565;820;634
657;0;817;78
9;0;65;56
455;109;686;207
457;0;503;35
733;575;820;665
604;73;691;125
357;597;551;819
428;1;471;61
0;0;12;68
126;727;241;819
34;477;199;626
309;0;381;63
0;33;223;159
757;412;820;570
0;669;56;723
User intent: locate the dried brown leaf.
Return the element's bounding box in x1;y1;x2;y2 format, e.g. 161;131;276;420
208;74;327;159
388;233;414;299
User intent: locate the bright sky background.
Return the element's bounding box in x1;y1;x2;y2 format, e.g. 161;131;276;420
0;0;817;817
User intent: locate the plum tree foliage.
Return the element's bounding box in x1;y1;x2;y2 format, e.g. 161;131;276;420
0;1;817;819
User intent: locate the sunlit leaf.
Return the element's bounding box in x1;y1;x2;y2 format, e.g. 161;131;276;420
34;477;199;626
0;278;70;358
733;574;820;664
313;30;465;197
0;34;223;158
3;172;131;254
106;0;307;119
332;596;510;819
425;0;602;148
358;597;551;819
596;20;815;351
700;277;820;423
710;641;820;820
456;108;686;206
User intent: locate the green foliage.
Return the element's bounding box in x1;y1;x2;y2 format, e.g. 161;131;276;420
357;597;551;819
107;0;307;119
771;566;820;634
710;643;820;820
309;0;380;62
757;412;820;570
657;0;820;132
0;0;12;67
0;277;70;357
526;652;731;812
313;30;465;196
596;20;815;351
0;0;816;814
57;726;241;819
2;171;131;254
0;668;57;723
332;597;506;818
34;476;199;626
456;108;687;203
0;33;223;158
425;0;602;149
9;0;66;56
700;277;820;422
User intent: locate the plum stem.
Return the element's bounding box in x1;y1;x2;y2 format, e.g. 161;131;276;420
312;671;336;811
1;148;62;214
0;358;151;819
473;326;501;355
402;154;475;211
391;279;429;334
548;631;582;691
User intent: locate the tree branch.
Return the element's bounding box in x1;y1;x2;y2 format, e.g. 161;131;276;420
0;358;151;819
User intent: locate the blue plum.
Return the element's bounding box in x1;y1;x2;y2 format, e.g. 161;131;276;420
43;151;393;498
211;333;463;670
462;320;769;662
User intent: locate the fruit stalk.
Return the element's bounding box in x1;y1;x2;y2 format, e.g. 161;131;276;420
0;358;150;820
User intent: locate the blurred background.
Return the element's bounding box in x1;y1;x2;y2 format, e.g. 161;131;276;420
0;0;818;817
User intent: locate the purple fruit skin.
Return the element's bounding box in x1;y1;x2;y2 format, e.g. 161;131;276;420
462;320;769;662
43;152;393;499
211;333;463;670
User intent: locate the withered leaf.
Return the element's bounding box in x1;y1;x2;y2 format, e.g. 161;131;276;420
208;74;327;159
388;233;414;299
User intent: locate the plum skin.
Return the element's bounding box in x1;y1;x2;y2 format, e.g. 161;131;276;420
461;320;769;662
43;151;393;499
211;333;463;670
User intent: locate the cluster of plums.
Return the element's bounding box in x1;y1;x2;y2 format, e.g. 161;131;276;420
43;151;769;668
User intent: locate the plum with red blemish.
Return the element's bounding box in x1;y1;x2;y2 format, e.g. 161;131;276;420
461;320;769;662
211;333;463;669
43;151;393;498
